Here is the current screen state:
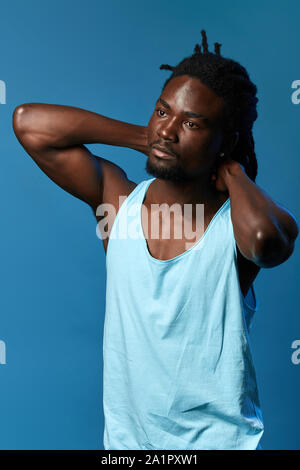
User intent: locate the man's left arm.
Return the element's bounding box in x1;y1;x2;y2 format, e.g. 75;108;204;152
218;160;299;268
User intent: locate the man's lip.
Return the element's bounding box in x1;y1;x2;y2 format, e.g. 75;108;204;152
151;146;176;159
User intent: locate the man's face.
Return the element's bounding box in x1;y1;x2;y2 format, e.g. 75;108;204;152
146;74;226;182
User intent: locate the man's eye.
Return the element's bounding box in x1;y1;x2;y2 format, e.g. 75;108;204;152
186;121;198;128
156;108;165;117
155;109;199;129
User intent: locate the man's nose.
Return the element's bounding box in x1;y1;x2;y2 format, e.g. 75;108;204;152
157;118;178;141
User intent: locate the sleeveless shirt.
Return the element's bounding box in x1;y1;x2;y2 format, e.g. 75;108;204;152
102;177;264;450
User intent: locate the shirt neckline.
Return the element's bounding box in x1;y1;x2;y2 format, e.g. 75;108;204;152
139;178;230;264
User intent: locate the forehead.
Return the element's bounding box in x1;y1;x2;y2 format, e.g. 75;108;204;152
160;74;225;122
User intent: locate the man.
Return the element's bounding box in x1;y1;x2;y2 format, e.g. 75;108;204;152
13;30;298;450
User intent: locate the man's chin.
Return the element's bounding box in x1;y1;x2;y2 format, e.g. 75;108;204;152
145;158;189;183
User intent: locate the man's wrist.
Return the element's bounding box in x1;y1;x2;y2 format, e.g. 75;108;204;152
224;161;245;182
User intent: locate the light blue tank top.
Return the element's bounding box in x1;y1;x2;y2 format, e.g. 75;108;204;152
103;177;264;450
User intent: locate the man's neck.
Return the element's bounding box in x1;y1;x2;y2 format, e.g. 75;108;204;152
146;177;224;211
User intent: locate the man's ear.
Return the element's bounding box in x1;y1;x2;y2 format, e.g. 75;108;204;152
220;131;239;157
219;131;239;157
229;131;239;155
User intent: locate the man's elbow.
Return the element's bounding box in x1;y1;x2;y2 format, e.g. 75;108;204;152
252;229;297;268
13;103;44;150
13;103;33;136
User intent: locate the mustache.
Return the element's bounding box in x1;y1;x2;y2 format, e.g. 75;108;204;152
150;143;178;158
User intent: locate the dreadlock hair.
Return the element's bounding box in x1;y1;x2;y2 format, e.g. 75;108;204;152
159;30;258;181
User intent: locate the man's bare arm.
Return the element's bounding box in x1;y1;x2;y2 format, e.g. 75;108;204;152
12;103;149;211
218;160;299;268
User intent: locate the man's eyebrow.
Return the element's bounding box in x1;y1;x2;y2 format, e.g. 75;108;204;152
158;98;207;119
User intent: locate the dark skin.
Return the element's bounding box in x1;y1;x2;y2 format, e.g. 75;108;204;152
142;76;231;261
12;75;298;298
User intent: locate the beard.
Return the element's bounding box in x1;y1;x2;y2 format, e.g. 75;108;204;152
145;155;195;183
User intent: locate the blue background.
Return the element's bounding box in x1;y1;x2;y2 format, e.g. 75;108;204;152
0;0;299;450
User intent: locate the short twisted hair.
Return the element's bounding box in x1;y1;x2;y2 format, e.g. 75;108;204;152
159;30;259;181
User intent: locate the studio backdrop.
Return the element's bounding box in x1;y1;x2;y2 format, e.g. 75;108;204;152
0;0;299;450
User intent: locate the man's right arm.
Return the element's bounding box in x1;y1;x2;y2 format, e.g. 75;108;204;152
12;103;149;212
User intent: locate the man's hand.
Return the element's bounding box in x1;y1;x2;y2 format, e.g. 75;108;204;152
211;158;246;192
212;156;299;268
